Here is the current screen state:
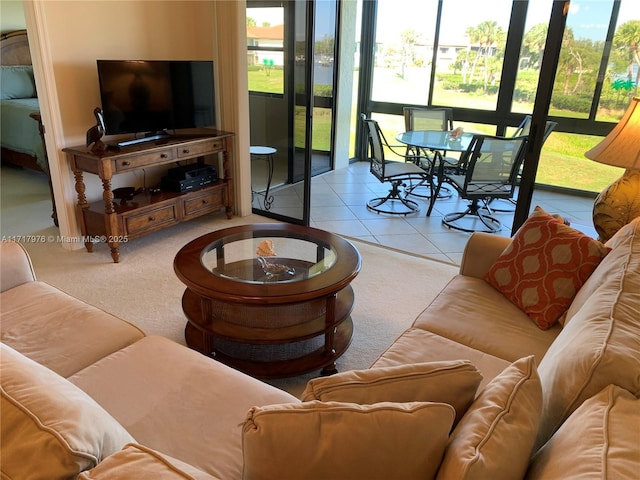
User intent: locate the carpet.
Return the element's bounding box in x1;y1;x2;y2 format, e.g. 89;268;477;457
18;214;458;397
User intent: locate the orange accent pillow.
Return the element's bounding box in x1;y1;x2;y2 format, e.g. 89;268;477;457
485;206;610;330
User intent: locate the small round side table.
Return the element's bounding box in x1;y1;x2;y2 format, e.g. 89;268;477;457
250;146;276;210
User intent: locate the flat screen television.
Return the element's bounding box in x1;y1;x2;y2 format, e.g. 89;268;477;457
97;60;216;145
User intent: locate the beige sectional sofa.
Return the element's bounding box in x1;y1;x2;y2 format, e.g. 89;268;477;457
1;213;639;479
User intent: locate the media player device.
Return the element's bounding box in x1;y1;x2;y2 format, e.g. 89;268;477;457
161;164;217;192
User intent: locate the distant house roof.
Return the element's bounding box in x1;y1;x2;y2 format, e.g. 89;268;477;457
247;24;284;41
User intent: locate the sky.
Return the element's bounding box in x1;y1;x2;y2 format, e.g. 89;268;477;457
248;1;640;46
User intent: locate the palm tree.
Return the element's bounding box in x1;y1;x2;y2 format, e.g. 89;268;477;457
464;26;480;83
523;23;548;69
613;20;640;96
474;20;505;91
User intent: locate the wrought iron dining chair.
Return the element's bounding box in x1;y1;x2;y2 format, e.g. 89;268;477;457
430;134;528;232
489;115;558;212
402;107;456;199
361;115;431;215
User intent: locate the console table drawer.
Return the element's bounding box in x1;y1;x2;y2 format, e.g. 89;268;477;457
183;188;224;218
115;148;175;172
124;205;178;235
176;139;224;158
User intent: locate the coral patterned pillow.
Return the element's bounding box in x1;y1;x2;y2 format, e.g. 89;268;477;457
485;206;610;330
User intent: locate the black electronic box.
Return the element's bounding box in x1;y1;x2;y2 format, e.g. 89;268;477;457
161;164;218;192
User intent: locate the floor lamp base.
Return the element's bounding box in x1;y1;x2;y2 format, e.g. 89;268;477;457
593;169;640;243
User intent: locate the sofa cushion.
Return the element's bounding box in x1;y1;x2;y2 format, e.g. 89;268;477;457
78;443;221;480
242;400;455;480
413;275;561;364
535;217;640;449
372;327;511;390
0;281;145;377
564;216;639;326
301;360;482;425
526;385;640;479
68;335;298;480
436;356;542;480
485;206;609;330
0;343;135;480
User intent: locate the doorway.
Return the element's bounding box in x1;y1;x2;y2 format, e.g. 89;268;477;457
246;0;338;225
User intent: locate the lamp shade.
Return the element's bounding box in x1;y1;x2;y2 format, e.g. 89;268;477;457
585;96;640;169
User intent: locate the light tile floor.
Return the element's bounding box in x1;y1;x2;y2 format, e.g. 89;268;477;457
3;162;597;267
302;161;598;265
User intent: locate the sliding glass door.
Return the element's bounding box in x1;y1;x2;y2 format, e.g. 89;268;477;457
247;0;338;225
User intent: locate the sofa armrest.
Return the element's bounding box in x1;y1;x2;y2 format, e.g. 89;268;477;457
1;241;37;291
459;232;510;279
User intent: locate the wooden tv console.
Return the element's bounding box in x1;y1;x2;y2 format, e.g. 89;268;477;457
64;131;235;263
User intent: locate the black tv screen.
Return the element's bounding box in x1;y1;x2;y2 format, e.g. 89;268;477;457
97;60;216;136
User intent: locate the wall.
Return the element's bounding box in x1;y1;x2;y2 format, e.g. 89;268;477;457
38;0;215;145
0;1;26;33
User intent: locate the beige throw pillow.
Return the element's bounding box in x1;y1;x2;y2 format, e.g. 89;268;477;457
301;360;482;425
437;356;542;480
242;400;455;480
534;227;640;450
78;443;221;480
0;343;135;479
526;385;640;479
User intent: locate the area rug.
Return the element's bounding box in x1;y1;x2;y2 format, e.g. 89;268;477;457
19;215;459;397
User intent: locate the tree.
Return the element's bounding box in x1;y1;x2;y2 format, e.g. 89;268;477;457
247;17;256;27
613;20;640;96
400;29;421;67
465;21;505;91
523;23;548;69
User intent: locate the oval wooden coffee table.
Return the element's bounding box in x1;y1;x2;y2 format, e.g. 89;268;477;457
174;223;361;379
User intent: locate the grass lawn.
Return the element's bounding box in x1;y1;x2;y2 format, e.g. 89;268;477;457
249;68;621;193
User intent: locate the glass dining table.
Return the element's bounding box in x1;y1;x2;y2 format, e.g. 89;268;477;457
395;130;474;156
395;130;475;214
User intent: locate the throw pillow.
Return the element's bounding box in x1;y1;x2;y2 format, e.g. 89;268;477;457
436;355;542;480
78;443;220;480
526;385;640;479
0;343;135;480
485;205;609;329
242;400;455;480
0;65;37;99
301;360;482;426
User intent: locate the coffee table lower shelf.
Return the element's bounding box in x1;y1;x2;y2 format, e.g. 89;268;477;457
182;286;355;379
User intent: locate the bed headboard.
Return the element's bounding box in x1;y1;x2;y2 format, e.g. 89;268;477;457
1;29;32;66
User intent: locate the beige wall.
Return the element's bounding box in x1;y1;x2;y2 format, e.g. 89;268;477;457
38;0;215;143
0;1;26;33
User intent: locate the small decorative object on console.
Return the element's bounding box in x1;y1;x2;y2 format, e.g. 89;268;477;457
85;107;106;154
112;187;143;205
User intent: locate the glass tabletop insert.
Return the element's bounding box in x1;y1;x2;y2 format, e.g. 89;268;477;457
201;230;337;284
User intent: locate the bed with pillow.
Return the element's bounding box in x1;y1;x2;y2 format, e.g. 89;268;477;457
1;29;57;225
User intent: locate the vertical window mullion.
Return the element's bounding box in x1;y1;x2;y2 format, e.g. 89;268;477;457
590;0;622;120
